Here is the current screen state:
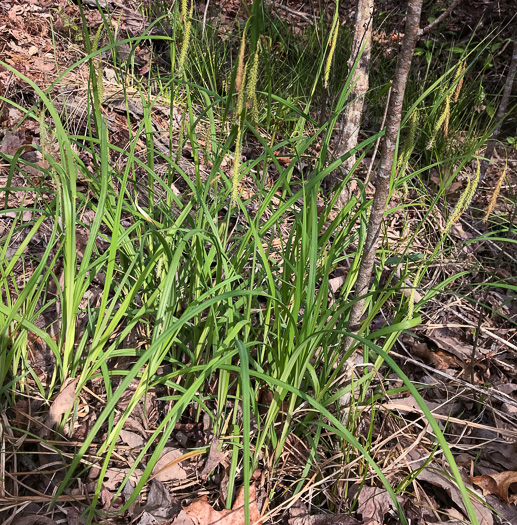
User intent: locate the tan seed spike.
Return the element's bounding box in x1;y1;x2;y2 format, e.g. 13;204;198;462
453;61;466;103
324;20;339;89
483;160;507;222
232;126;242;205
443;95;450;137
246;44;260;123
235;33;247;94
178;0;193;73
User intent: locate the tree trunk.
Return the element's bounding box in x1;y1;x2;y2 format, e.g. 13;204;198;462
479;36;517;182
329;0;374;209
343;0;423;353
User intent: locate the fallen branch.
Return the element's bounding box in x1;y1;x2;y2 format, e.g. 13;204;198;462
420;0;462;36
391;349;517;415
274;3;319;23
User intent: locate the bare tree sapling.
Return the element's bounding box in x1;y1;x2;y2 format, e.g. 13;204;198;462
329;0;375;209
343;0;424;355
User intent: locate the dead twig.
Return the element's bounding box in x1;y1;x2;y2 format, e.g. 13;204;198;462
391;348;517;412
420;0;462;36
273;2;319;24
451;307;517;353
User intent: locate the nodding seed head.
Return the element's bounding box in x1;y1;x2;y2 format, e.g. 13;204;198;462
235;33;247;94
443;94;450;137
178;0;193;74
246;45;260;123
446;159;480;229
324;20;339;89
453;61;466;103
483;159;506;222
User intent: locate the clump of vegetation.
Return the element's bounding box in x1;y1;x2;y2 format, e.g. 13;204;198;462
0;1;515;524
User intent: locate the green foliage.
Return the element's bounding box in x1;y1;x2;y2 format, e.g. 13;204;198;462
1;4;513;524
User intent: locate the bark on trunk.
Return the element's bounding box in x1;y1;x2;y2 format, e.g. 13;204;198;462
479;36;517;182
329;0;374;209
343;0;423;352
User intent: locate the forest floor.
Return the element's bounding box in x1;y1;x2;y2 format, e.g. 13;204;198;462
1;1;517;524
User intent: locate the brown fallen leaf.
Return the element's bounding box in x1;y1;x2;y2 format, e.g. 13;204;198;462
103;467;143;491
357;486;400;525
0;131;26;156
482;442;517;472
417;467;493;525
275;156;291;166
172;510;195;525
12;517;58;525
495;384;517;416
410;340;458;370
65;507;84;525
443;506;468;520
473;471;517;504
41;378;78;438
151;447;188;482
200;438;228;480
328;275;347;294
288;500;361;525
119;429;145;448
1;210;34;221
31;57;55;73
133;479;174;523
427;329;489;361
183;484;263;525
